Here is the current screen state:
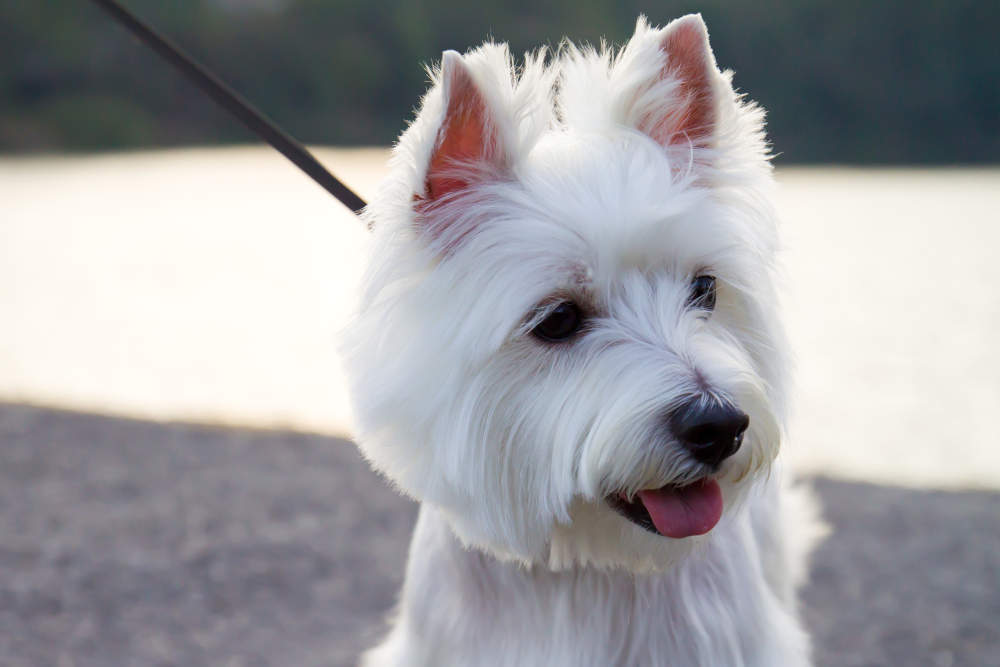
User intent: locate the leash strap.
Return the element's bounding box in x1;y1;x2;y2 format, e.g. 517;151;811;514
87;0;368;216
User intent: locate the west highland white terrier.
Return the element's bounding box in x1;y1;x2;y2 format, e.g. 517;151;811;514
341;14;825;666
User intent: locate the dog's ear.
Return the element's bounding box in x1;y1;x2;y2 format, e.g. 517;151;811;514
642;14;719;148
425;51;503;201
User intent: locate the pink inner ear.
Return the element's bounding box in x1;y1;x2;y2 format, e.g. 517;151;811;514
426;58;497;200
650;17;717;147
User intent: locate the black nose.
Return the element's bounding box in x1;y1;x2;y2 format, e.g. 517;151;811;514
669;401;749;467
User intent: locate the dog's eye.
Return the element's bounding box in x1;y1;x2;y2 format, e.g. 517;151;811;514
689;275;717;311
532;302;583;342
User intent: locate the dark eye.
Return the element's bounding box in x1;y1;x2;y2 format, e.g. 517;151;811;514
689;275;717;311
532;302;583;342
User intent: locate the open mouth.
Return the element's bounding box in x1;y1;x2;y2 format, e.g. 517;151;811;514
607;478;724;539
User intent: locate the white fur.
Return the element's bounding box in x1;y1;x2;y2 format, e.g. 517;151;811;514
341;15;825;666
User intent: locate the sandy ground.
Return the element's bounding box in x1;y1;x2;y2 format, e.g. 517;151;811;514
1;149;999;490
1;403;997;667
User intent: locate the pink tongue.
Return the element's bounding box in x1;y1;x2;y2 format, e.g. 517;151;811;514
637;479;724;538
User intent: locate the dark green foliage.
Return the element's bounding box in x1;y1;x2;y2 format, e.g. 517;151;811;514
2;0;997;162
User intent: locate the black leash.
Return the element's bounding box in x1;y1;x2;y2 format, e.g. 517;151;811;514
87;0;367;216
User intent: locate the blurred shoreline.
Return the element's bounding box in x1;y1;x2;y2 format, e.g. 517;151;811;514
2;147;998;490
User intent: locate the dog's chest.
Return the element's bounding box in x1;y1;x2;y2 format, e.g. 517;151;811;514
389;507;807;667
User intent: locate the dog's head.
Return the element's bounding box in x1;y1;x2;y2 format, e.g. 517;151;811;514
342;15;789;572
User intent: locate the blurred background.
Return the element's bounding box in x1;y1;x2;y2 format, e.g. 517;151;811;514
3;0;997;161
1;1;998;666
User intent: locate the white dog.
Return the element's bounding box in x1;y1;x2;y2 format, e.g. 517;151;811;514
341;14;825;666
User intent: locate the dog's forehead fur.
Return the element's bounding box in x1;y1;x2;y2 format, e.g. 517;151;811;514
505;132;734;281
411;143;735;345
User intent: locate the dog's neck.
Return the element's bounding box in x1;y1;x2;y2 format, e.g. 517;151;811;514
374;502;809;666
